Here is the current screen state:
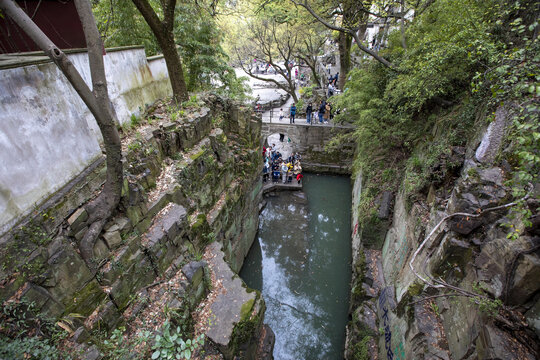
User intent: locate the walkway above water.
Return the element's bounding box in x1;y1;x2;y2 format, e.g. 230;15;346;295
262;181;303;194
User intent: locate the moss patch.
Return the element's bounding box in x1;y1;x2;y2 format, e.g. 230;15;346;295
240;298;255;321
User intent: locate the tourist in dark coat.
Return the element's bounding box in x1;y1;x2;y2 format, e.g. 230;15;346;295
290;104;297;124
318;101;326;123
306;103;313;124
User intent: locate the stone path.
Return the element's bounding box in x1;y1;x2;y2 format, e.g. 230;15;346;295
262;181;302;194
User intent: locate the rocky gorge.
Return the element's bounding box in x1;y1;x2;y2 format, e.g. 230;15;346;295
0;94;270;359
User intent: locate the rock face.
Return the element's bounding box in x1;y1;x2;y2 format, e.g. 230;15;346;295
345;113;540;359
204;242;266;359
475;106;509;164
0;94;265;359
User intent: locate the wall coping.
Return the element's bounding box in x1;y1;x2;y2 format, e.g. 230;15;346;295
0;45;154;70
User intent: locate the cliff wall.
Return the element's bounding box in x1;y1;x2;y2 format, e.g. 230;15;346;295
346;108;539;359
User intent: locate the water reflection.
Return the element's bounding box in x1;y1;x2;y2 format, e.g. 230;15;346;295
241;174;352;360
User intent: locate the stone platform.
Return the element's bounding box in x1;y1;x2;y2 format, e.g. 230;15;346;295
262;181;302;194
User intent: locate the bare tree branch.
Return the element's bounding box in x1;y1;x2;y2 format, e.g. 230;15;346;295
291;0;395;69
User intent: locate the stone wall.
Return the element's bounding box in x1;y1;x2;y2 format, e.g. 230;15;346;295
0;95;265;358
0;47;171;236
261;123;354;173
346;109;540;359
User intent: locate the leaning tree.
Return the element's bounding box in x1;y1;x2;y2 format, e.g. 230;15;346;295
130;0;189;103
0;0;123;267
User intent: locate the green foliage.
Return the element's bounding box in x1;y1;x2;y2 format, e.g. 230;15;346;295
93;0;249;98
99;326;152;360
151;321;204;360
468;0;540;237
127;140;143;152
0;300;68;359
92;0;161;56
430;301;440;317
295;99;305;112
337;0;538;235
131;113;141;127
0;336;61;360
471;282;503;317
182;95;199;109
1;221;53;281
351;336;372;360
299;84;315;98
174;4;249;98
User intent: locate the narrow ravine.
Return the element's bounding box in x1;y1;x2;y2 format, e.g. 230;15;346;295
240;174;352;359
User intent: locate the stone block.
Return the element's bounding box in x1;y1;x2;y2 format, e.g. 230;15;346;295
47;237;65;258
143;223;166;252
163;204;187;240
102;230;122;249
255;324;275;360
136;216;153;235
475;106;508;165
115;217;132;233
81;345;103;360
147;194;171;219
68;208;88;233
204;242;263;359
525;299;540;339
476;323;535;360
182;261;206;288
93;238;110;260
507;253;540;306
153;242;181;275
20;283;64;318
377;191;393;219
110;255;156;310
47;245;93;305
74;226;88;241
71;327;91;344
87;300;122;331
64;280;107;317
126;205;143;226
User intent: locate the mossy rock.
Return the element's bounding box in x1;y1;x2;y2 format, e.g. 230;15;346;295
64;280;107;317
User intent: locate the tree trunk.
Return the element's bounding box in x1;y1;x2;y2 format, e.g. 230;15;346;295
0;0;123;267
74;0;123;265
131;0;188;103
158;32;189;104
307;60;321;88
337;32;352;91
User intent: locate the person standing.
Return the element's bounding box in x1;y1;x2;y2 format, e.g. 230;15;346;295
328;83;334;97
279;108;284;121
263;160;269;182
280;161;288;183
293;160;302;181
324;102;331;124
306;102;312;124
290;103;297;124
318;101;325;124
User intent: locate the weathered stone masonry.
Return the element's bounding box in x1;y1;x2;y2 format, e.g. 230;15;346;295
0;95;265;357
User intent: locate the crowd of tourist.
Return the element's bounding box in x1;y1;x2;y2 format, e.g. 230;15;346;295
262;145;303;184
